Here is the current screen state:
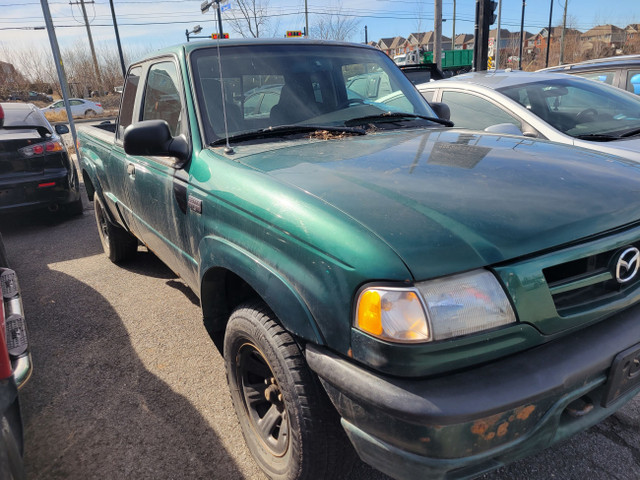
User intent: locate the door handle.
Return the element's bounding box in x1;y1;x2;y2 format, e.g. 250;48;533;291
127;163;135;176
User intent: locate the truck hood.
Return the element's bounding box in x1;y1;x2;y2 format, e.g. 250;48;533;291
232;129;640;280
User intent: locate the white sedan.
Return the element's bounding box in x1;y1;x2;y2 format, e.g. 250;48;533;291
418;71;640;162
41;98;104;118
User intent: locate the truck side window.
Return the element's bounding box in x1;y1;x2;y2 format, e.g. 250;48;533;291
118;66;142;140
142;61;184;137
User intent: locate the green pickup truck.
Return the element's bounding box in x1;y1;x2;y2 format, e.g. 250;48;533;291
77;39;640;480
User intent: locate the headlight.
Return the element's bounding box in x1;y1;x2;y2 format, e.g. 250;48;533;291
355;270;516;343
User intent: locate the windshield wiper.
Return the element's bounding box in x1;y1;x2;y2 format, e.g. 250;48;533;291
344;112;454;128
618;127;640;138
210;124;366;146
573;133;619;142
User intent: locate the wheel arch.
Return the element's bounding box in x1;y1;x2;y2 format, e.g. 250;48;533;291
82;168;96;202
199;236;325;346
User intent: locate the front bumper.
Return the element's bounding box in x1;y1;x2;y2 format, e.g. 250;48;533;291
307;304;640;480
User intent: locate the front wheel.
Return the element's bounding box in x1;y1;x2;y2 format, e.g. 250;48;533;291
93;192;138;263
224;301;355;480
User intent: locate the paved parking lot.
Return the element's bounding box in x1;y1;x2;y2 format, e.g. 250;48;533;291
2;201;639;480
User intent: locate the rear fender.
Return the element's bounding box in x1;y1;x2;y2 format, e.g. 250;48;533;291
199;235;324;345
79;145;128;229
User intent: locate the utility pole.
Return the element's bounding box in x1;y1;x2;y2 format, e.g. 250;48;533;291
495;0;502;68
215;1;224;38
545;0;553;68
473;0;480;71
39;0;78;159
365;25;368;44
434;0;442;69
452;0;456;51
305;0;309;37
76;0;103;93
559;0;568;64
108;0;126;79
519;0;525;70
200;1;225;37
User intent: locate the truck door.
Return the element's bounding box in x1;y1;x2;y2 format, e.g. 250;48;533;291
101;65;143;232
123;59;198;287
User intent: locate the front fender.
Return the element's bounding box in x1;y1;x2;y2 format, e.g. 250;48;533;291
199;235;324;345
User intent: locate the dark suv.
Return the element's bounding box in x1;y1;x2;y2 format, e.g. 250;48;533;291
0;103;82;215
539;54;640;95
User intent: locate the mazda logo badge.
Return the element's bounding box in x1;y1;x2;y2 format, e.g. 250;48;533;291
615;247;640;284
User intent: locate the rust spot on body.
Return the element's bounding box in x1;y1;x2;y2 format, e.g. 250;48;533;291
497;422;509;437
516;405;536;420
471;421;489;436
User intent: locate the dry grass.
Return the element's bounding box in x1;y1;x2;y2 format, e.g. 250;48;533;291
44;110;69;122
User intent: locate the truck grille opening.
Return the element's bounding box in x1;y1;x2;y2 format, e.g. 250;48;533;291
543;244;640;315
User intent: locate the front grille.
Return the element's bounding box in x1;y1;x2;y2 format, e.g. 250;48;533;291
543;243;640;315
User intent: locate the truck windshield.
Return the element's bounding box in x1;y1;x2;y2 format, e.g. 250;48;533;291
190;43;437;143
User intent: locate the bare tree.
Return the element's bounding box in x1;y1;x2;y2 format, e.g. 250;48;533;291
414;2;425;34
225;0;277;38
311;4;360;41
0;40;154;102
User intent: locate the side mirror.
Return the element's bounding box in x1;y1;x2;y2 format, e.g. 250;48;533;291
55;124;69;135
430;102;450;121
123;120;189;165
484;123;524;136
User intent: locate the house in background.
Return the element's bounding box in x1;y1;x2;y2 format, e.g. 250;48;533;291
389;36;407;57
626;24;640;41
582;24;627;48
406;31;453;52
454;33;474;50
532;27;582;54
377;37;396;57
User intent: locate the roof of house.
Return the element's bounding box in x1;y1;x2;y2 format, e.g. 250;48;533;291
455;33;474;45
583;24;626;37
377;37;395;49
389;36;407;49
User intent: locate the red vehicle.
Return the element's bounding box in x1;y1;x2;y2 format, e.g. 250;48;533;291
0;233;32;479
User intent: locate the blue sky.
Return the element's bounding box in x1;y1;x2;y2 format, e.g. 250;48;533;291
0;0;637;55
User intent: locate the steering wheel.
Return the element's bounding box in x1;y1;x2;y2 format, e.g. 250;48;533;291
576;108;598;123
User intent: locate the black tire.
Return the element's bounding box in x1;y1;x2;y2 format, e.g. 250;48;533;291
84;109;96;117
0;414;25;480
224;301;355;480
0;233;8;268
65;197;84;216
93;192;138;263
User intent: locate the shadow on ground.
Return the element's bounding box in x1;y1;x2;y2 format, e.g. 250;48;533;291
3;211;246;479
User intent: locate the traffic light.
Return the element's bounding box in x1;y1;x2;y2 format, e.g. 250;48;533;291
488;0;498;25
211;33;229;39
286;30;302;37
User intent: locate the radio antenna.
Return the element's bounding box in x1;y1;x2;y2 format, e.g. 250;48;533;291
213;3;233;154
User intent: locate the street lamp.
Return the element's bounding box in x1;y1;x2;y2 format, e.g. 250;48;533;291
201;0;228;39
185;24;203;42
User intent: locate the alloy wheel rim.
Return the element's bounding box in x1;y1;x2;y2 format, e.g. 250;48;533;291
237;343;289;457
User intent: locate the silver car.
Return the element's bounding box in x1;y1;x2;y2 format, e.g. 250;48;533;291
418;70;640;162
41;98;104;118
